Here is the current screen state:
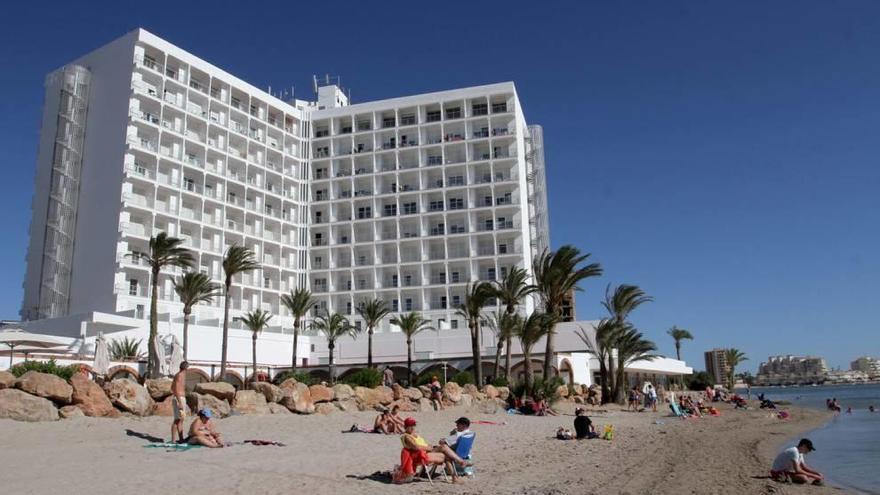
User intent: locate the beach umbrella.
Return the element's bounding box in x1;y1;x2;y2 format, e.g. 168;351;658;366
153;334;168;377
168;335;184;374
0;329;67;367
92;333;110;377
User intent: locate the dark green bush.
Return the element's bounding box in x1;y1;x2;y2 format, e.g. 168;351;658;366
416;374;445;387
272;371;316;386
532;376;566;402
452;371;474;386
343;368;383;388
9;359;77;381
491;376;509;387
686;371;713;391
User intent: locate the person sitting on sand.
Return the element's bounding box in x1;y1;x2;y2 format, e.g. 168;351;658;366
573;408;598;439
372;407;396;434
556;427;574;440
388;405;406;433
429;376;444;411
770;438;824;485
534;395;559;416
188;409;224;448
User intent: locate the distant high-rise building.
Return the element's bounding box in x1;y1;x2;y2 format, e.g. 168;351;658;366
850;356;880;378
704;348;730;386
755;355;829;386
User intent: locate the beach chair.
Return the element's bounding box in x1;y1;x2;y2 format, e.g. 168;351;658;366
669;402;688;418
439;432;476;481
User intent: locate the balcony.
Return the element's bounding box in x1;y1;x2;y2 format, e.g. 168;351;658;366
491;103;508;113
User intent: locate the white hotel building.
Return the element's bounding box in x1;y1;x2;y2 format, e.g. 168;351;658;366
13;29;690;386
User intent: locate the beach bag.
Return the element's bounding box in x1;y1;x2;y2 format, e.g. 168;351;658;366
602;424;614;441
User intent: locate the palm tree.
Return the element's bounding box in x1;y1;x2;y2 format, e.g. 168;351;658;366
455;281;495;386
613;325;659;403
172;272;221;361
601;284;653;402
487;310;520;382
241;309;272;386
219;244;260;380
492;266;536;380
667;326;694;361
576;318;617;404
135;232;194;378
356;298;391;369
532;246;602;380
311;311;358;383
280;288;315;371
108;337;144;361
724;348;748;391
514;312;555;394
390;312;433;385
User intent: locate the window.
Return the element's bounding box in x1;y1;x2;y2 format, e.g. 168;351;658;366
314;256;323;268
392;299;399;311
451;319;459;329
135;304;145;319
452;295;461;306
448;198;464;210
383;204;397;216
357;207;372;219
382;117;396;128
429;200;444;211
445;107;462;119
128;279;139;296
448;175;464;186
451;271;460;283
426;110;441;122
472;103;488;116
498;243;508;254
492;102;508;113
403;202;417;215
404;298;413;311
400;114;416;126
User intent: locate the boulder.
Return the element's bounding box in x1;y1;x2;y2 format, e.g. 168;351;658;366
403;387;423;401
70;374;116;417
390;398;419;412
232;390;270;415
59;405;85;419
463;384;479;396
419;385;433;398
332;384;354;401
194;382;236;402
483;384;499;399
186;392;231;418
268;403;292;415
418;398;434;411
309;384;334;403
277;378;298;391
476;398;505;414
335;398;359;412
353;386;393;410
315;402;336;415
391;383;405;400
497;386;511;401
0;371;15;389
442;382;462;404
251;382;284;403
281;382;314;414
556;385;569;398
145;378;173;401
151;395;184;417
573;396;584;404
460;393;474;408
105;379;153;416
0;389;59;422
15;371;73;404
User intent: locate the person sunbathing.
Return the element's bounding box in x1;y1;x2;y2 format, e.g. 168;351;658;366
188;409;224;448
388;405;406;433
373;408;396;434
534;396;559;416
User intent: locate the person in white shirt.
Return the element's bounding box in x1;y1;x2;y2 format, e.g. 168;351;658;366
770;438;824;485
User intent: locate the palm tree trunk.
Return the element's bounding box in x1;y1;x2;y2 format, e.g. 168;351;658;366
523;349;533;395
542;322;556;381
291;319;299;371
148;267;160;379
328;341;335;383
219;281;231;380
492;339;503;382
504;336;512;381
675;341;681;361
182;311;190;362
606;355;616;405
406;339;413;386
615;356;626;404
470;322;483;386
368;327;374;369
597;358;608;404
251;333;257;388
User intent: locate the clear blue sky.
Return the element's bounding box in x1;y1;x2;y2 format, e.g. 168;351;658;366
0;1;877;372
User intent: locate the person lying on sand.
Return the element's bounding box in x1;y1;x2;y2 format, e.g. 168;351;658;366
770;438;824;485
188;409;224;448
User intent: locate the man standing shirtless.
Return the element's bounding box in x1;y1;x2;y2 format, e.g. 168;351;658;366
170;361;189;443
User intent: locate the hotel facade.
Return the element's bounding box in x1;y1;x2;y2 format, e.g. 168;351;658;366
13;29;689;386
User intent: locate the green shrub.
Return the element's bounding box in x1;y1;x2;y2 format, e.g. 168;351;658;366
532;376;566;402
416;374;445;387
686;371;713;391
344;368;383;388
9;359;77;381
452;371;474;386
108;336;144;361
272;371;316;386
491;376;509;387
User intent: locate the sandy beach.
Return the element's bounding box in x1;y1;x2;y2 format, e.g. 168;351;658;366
0;400;842;495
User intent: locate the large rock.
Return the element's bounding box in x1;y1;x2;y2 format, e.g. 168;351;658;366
463;384;479;396
252;382;284;403
0;389;59;421
477;398;505;414
353;386;393;410
59;405;85;419
232;390;269;415
315;402;336;415
460;393;474;408
281;382;314;414
194;382;236;402
186;393;231;418
105;379;153;416
0;371;15;389
332;384;354;401
70;374;115;417
497;386;511;401
483;384;499;399
152;395;180;417
335;398;359;412
419;398;434;411
309;384;334;403
145;378;173;401
403;387;423;401
442;382;462;404
277;378;298;391
15;371;72;404
556;385;569;398
390;398;419;412
268;402;291;415
419;385;433;398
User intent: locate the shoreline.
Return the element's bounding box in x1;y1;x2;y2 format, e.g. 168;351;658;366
0;400;843;494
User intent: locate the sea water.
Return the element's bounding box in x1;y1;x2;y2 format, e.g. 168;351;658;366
751;384;880;495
